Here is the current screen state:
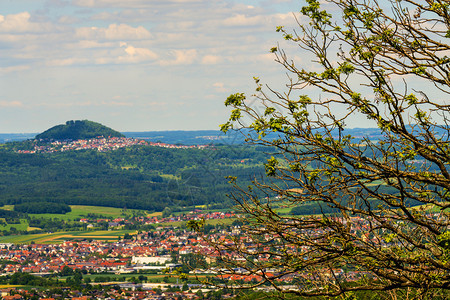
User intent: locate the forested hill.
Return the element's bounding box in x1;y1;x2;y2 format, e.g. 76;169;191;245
0;127;424;144
0;142;268;211
35;120;124;140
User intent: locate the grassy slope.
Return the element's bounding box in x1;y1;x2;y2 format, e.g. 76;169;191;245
0;205;144;221
0;203;237;244
0;229;137;244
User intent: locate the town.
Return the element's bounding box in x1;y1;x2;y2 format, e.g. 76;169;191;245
16;137;209;154
0;207;400;299
0;210;237;299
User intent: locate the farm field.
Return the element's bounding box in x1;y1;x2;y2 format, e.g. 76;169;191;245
28;205;146;221
0;229;137;244
157;217;235;228
80;273;208;282
0;219;29;231
0;203;238;244
0;216;236;244
0;205;148;221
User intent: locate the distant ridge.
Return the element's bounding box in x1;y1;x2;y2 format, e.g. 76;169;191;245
35;120;125;140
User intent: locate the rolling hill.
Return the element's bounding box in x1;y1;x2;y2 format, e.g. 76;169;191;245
35;120;125;140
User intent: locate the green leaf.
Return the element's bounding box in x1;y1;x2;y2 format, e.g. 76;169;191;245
230;109;241;121
264;107;276;116
224;93;246;107
264;156;279;176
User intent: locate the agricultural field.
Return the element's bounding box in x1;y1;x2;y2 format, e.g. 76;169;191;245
0;285;22;289
27;205;147;221
0;205;148;225
157;217;235;228
81;273;208;283
0;203;238;244
0;219;29;232
0;229;137;244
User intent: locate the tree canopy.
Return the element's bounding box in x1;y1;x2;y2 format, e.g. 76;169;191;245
210;0;450;298
0;143;268;211
35;120;124;140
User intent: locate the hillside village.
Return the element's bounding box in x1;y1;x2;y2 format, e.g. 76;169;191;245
0;126;440;298
16;137;209;154
0;208;415;299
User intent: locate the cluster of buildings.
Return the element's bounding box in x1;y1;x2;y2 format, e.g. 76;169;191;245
0;225;227;299
0;215;374;278
0;286;218;300
0;214;224;275
142;211;236;226
0;212;404;298
1;203;425;299
78;210;236;231
16;137;209;154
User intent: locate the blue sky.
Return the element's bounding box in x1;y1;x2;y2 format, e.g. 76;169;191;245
0;0;300;133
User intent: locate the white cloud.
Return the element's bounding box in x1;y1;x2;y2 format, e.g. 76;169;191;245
120;44;158;62
102;100;134;106
139;101;168;108
223;14;266;26
213;82;228;92
0;100;24;108
75;23;152;40
223;12;295;28
58;15;80;25
160;49;197;66
46;58;89;67
0;0;304;132
255;53;276;64
77;40;114;49
0;12;52;33
201;55;222;64
0;65;31;73
164;21;197;31
94;42;158;64
73;0;202;8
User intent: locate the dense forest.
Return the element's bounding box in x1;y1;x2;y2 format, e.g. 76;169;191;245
35;120;124;140
0;120;422;214
0;137;423;214
0;142;269;211
14;202;71;214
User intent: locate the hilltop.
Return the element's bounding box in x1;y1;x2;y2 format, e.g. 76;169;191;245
35;120;125;140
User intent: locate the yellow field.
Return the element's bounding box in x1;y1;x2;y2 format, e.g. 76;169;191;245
0;230;137;244
27;227;41;231
1;205;145;222
147;211;162;217
0;205;14;211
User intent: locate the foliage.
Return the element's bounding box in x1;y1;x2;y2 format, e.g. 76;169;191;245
14;202;71;214
162;207;173;218
27;217;83;232
179;253;208;273
0;271;53;287
35;120;124;140
290;201;339;215
0;208;22;218
0;144;267;211
213;0;450;298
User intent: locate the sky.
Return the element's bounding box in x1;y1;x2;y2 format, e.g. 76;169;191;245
0;0;300;133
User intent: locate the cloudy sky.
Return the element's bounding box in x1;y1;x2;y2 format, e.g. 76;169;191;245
0;0;300;133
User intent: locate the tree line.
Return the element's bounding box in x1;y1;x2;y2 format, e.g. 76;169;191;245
0;143;269;211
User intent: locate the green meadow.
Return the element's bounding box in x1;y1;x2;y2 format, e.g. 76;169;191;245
157;217;235;228
0;219;30;231
0;204;239;244
0;205;146;222
27;205;144;221
0;229;137;244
